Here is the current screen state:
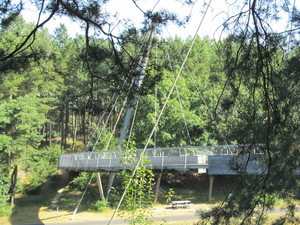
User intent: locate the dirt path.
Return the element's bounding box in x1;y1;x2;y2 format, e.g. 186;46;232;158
37;203;212;224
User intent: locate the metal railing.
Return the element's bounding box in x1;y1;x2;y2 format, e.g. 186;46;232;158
58;144;264;172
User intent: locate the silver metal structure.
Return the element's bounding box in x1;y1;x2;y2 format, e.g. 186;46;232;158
58;144;263;173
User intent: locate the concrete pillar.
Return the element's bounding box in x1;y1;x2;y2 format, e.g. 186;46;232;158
60;169;69;188
96;172;104;200
153;172;162;203
207;175;214;202
106;172;115;199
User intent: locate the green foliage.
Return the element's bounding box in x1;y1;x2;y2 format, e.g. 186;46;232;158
88;124;118;151
70;172;94;191
115;143;155;225
20;144;62;194
133;36;223;148
0;201;12;216
0;94;46;154
91;199;110;212
0;172;10;215
196;25;300;222
164;188;174;204
0;93;48;201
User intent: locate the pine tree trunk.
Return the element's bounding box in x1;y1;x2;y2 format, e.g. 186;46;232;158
45;122;48;142
41;123;45;136
49;122;52;147
65;102;69;142
61;103;65;149
82;111;86;146
87;113;92;148
72;111;77;152
9;165;18;206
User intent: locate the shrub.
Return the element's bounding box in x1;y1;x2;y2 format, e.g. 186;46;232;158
91;199;110;212
0;172;11;215
20;144;62;194
70;172;93;191
0;202;12;216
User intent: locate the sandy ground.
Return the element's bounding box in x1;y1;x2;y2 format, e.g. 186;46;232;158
45;187;211;224
37;203;211;224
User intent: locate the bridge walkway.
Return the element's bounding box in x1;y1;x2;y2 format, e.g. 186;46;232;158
58;145;252;172
58;144;265;203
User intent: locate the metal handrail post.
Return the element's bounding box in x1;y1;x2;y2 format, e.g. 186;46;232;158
96;153;100;171
109;155;112;168
76;154;80;171
85;153;89;171
184;148;187;171
161;152;164;171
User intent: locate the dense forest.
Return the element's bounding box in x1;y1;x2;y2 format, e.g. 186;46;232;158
1;0;300;224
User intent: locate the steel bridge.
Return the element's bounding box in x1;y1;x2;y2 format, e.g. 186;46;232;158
58;144;266;202
58;144;264;174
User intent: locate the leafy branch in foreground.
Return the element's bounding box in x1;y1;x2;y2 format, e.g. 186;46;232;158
196;0;300;224
117;143;156;225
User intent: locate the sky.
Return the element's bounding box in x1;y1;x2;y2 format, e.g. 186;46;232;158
21;0;299;39
101;0;227;38
21;0;228;39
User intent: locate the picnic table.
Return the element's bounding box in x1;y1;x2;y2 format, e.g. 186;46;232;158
170;200;191;209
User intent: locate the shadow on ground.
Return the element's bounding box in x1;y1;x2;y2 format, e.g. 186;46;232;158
9;175;64;225
8;171;229;224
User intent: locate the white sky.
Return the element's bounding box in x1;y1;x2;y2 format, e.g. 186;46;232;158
101;0;227;38
21;0;299;39
21;0;228;39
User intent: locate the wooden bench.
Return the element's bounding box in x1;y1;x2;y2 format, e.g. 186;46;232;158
170;200;191;209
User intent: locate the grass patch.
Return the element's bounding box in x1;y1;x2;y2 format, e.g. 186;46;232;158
6;175;61;225
0;203;12;217
57;189;84;211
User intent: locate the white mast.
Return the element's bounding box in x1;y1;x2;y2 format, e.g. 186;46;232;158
118;21;157;147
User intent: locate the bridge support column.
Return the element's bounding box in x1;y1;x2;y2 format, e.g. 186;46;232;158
207;175;214;202
96;172;104;200
60;169;69;188
106;172;115;199
153;172;162;203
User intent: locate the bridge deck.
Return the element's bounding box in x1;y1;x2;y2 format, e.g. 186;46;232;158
58;145;264;173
